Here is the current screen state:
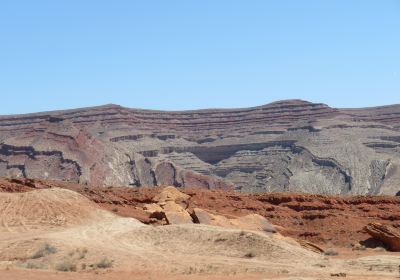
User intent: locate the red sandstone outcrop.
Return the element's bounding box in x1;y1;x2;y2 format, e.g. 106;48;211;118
364;222;400;251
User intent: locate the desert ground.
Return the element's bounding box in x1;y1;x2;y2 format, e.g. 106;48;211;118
1;179;400;279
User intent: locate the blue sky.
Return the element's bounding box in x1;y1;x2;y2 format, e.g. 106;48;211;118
0;1;399;114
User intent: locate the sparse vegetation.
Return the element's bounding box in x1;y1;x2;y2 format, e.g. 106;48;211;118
56;260;77;272
31;243;57;259
23;262;47;270
185;266;197;274
68;250;75;257
330;272;347;277
68;247;88;259
214;237;228;242
243;251;256;258
111;207;119;213
78;247;88;259
94;257;113;269
324;249;339;256
351;243;366;251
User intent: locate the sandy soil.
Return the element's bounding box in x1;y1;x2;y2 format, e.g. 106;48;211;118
0;187;400;279
1;269;399;280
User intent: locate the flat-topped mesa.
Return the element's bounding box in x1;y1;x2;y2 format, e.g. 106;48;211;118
3;100;400;131
0;100;338;133
3;100;400;133
0;99;400;195
341;104;400;128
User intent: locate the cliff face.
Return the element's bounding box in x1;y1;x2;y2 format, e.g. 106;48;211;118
1;99;400;195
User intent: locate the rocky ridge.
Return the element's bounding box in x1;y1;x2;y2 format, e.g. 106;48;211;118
1;99;400;194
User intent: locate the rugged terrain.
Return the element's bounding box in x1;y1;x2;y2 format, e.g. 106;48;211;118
1;99;400;195
1;179;400;280
2;177;400;249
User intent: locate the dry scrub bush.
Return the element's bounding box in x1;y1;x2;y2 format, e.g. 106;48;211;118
244;251;256;258
31;243;57;259
94;257;113;269
324;249;339;256
56;260;77;272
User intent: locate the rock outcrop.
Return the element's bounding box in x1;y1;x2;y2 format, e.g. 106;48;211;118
364;222;400;251
5;178;400;248
192;208;276;234
144;186;193;224
1;99;400;195
142;186;278;235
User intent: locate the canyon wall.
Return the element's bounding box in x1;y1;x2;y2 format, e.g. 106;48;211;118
1;99;400;195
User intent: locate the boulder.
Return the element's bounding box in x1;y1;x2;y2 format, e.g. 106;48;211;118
192;208;276;234
233;214;276;233
364;222;400;251
193;208;231;226
143;187;193;225
161;200;194;224
143;203;163;213
164;210;193;224
298;240;325;254
153;186;190;203
162;200;186;212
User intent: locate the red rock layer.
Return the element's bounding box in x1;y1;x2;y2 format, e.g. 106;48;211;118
2;177;400;248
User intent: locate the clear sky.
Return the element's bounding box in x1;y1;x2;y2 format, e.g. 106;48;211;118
0;1;399;114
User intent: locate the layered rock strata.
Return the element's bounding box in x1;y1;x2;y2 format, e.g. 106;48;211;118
1;99;400;194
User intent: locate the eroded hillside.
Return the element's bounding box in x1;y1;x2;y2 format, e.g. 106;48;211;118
1;99;400;194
